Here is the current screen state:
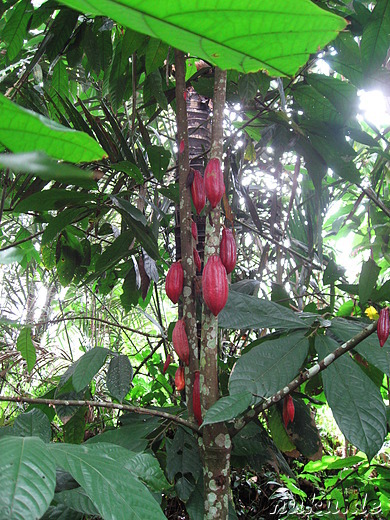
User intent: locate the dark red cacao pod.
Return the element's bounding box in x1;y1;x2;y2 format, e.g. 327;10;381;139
163;353;172;374
283;395;295;428
175;366;185;391
191;220;198;242
193;248;201;272
378;307;389;347
191;170;206;215
172;319;190;366
202;255;228;316
204;158;225;209
220;227;236;274
165;261;184;304
193;370;202;426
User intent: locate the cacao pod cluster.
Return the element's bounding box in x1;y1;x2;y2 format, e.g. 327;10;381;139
377;307;389;347
190;158;224;215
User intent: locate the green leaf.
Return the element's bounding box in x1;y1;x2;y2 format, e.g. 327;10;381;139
0;246;25;265
63;407;87;445
0;152;98;188
2;0;32;61
121;266;140;311
57;245;78;286
145;38;168;74
16;327;36;372
229;331;309;401
42;208;92;246
14;188;98;213
359;258;381;305
202;392;253;426
57;0;346;76
147;145;171;181
55;488;99;517
111;161;144;183
72;348;110;392
95;230;135;273
0;437;56;520
282;398;322;458
13;409;51;443
111;196;147;225
315;335;387;460
106;355;133;402
0;95;105;163
50;59;69;103
361;0;390;74
323;259;345;285
49;443;166;520
219;290;309;330
268;408;296;453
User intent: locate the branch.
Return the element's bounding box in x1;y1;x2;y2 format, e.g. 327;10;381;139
231;320;378;436
0;395;199;433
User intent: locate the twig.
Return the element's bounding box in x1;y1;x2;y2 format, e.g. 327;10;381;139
0;395;199;433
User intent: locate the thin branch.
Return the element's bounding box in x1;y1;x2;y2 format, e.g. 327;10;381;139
231;320;378;436
0;395;199;433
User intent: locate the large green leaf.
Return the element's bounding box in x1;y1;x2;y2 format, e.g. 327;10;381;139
0;437;56;520
0;95;105;163
315;335;387;460
0;152;98;188
72;347;110;392
58;0;346;76
106;354;133;402
16;327;36;372
2;0;32;60
202;392;254;427
14;188;99;213
361;0;390;74
359;258;381;306
218;290;309;330
55;488;99;517
229;331;309;401
13;409;52;443
49;443;166;520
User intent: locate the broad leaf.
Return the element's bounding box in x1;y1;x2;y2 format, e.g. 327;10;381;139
13;409;51;443
72;348;110;392
0;152;98;188
106;354;133;402
50;443;166;520
359;258;381;305
147;145;171;181
202;392;253;427
55;488;99;517
229;332;309;401
219;291;309;330
0;437;56;520
0;95;105;163
58;0;346;76
2;0;32;60
316;335;387;460
361;0;390;74
16;327;36;372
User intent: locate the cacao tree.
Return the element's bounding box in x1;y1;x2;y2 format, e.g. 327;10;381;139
1;0;390;518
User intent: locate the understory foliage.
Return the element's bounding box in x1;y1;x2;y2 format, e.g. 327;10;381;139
0;0;390;518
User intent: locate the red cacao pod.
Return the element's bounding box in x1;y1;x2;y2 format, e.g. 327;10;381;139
193;248;201;272
179;139;185;154
191;220;198;242
204;158;225;209
172;319;190;366
191;170;206;215
162;353;172;374
165;261;184;304
202;255;228;316
220;227;236;274
193;370;202;426
378;307;389;347
283;395;295;428
175;366;185;391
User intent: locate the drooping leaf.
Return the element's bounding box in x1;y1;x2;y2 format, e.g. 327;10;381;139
145;38;169;74
359;258;381;306
16;327;36;372
0;95;105;163
219;290;309;330
12;409;51;443
106;354;133;402
361;0;390;75
57;0;346;76
229;331;309;401
147;145;171;181
55;488;100;517
2;0;32;60
315;335;387;460
0;437;56;520
63;407;87;445
14;188;99;213
49;443;166;520
0;246;25;265
72;348;110;392
202;392;253;427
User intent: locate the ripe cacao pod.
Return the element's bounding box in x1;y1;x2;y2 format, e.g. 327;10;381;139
165;261;184;304
162;353;172;374
220;227;236;274
175;366;185;391
193;248;201;272
283;395;295;428
204;158;225;209
191;170;206;215
202;255;228;316
172;319;190;366
193;370;202;426
378;307;389;347
191;220;198;242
